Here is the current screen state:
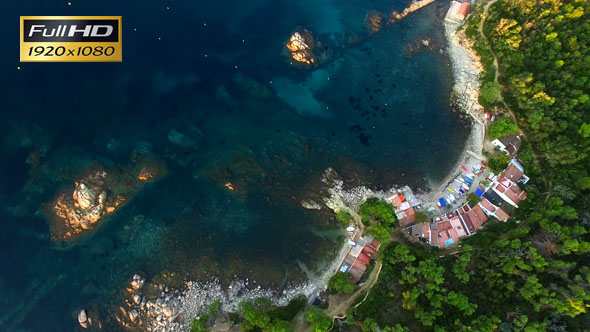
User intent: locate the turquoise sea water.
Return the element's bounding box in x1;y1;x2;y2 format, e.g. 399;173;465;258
0;0;470;330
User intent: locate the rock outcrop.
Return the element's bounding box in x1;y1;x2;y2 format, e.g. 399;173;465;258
48;144;165;243
285;29;317;66
53;170;125;239
301;199;322;210
78;309;89;328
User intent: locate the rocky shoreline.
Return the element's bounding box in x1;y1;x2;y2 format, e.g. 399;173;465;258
418;21;486;203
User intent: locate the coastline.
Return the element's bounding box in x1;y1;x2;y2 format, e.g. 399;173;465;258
418;21;486;204
127;15;489;332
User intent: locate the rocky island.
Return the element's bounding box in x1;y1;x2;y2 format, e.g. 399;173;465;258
47;146;165;243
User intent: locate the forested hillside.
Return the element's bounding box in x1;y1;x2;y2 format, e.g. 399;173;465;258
348;0;590;331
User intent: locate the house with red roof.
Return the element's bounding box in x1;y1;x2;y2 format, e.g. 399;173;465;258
387;193;417;227
492;177;527;208
445;1;470;24
479;197;511;221
338;235;381;283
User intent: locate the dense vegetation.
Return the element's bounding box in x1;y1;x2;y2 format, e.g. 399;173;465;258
328;272;356;294
234;297;308;332
488;118;519;140
347;0;590;331
359;197;397;242
336;211;353;226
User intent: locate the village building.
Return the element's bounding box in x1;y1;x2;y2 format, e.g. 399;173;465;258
444;1;470;24
387;190;418;227
492;134;522;156
502;159;530;184
479;197;511;221
409;157;530;248
339;235;381;283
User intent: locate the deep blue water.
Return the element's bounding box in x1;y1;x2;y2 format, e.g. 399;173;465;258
0;0;470;331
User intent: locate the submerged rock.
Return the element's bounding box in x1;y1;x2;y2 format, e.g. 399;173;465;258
167;129;200;148
300;199;322;210
366;11;383;34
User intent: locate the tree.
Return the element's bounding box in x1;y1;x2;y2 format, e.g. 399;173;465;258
336;211;352;225
304;307;332;332
480;81;502;108
239;298;272;330
488;118;519;140
488;153;510;172
359;198;397;226
415;211;429;223
466;193;481;207
328;272;356;294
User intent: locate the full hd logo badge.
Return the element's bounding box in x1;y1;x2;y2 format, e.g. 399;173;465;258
20;16;122;62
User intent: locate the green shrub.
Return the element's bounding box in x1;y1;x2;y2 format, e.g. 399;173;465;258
328;272;356;294
336;211;352;225
488;118;518;140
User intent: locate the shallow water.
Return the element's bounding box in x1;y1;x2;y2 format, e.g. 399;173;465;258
0;0;469;330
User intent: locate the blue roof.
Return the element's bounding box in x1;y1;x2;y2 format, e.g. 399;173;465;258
444;238;455;246
475;188;484;197
438;198;447;207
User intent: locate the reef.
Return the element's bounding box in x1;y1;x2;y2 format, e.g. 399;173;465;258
47;145;166;243
366;11;383;35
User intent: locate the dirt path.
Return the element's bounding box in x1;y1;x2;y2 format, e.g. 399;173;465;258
478;0;501;84
326;261;383;320
476;0;551;193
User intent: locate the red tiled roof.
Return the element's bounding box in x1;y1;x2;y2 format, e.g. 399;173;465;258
473;205;488;223
503;163;524;182
447;228;460;244
450;217;467;238
405;207;416;222
352;259;367;272
370;238;381;249
390;194;402;207
438;221;452;232
480;198;496;213
362;244;377;256
495;207;510;221
357;252;371;265
466;205;488;230
504;187;524;205
457;2;470;16
461;213;475;234
438;231;450;248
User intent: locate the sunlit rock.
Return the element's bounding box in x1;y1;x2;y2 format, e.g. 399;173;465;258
78;309;89;328
366;11;383;34
128;309;139;322
53;170;121;236
285;29;317;66
301;199;322;210
131;274;145;291
47;145;164;243
137;167;156;181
